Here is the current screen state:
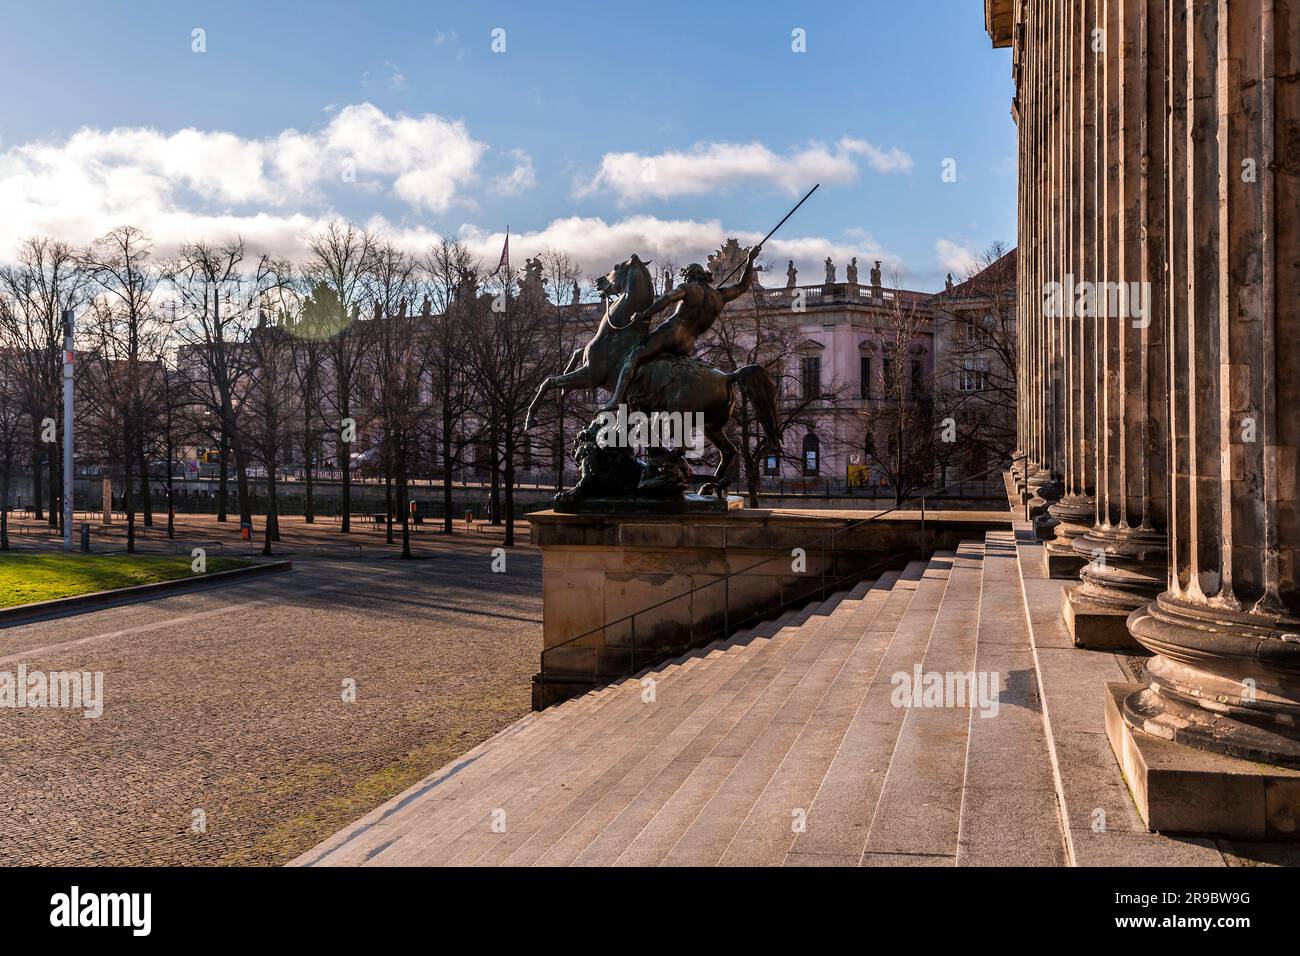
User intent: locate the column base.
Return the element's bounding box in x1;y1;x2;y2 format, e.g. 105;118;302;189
1042;542;1089;578
1041;493;1094;577
1062;524;1166;649
1061;586;1143;649
1126;591;1300;767
1105;682;1300;839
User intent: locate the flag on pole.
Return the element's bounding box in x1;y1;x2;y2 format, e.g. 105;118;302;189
493;227;509;277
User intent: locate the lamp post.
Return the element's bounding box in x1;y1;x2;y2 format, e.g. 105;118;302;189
62;309;75;552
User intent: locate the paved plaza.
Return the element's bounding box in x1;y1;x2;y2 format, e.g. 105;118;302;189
0;515;541;865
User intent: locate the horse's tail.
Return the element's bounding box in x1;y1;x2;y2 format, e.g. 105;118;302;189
728;364;782;452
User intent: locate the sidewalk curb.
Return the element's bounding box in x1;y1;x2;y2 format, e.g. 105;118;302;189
0;559;294;627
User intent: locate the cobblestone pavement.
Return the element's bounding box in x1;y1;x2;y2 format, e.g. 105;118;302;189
0;517;541;865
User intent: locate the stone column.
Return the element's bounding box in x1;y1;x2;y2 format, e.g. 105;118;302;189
1062;0;1170;648
1024;1;1063;518
1122;0;1300;767
1045;0;1098;572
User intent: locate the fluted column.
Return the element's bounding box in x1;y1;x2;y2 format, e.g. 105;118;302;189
1124;0;1300;766
1025;0;1063;517
1063;0;1170;647
1045;0;1099;570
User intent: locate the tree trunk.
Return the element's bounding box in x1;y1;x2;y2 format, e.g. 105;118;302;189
235;447;251;525
340;395;352;533
138;441;153;527
268;470;280;542
124;433;136;554
489;418;501;526
303;421;315;524
166;468;175;539
399;445;411;559
217;430;229;522
384;460;394;545
31;422;43;520
503;432;515;548
47;442;59;529
441;405;454;534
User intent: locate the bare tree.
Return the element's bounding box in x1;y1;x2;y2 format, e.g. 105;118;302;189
859;274;937;506
932;241;1017;478
422;238;479;535
306;220;374;532
291;283;335;524
0;346;23;549
80;226;163;552
465;267;561;547
699;259;852;506
535;249;596;491
243;271;301;554
0;237;85;528
165;239;264;525
363;241;424;556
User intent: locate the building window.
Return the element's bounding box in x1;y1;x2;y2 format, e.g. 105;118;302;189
910;359;923;399
802;433;820;476
763;452;780;476
859;356;872;399
883;357;896;394
959;358;990;392
801;355;821;400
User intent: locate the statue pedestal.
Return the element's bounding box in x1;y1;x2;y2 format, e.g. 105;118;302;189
528;507;1008;708
553;494;744;515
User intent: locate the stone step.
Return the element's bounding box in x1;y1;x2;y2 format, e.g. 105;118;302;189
566;588;880;867
857;539;985;866
659;569;915;865
783;548;959;865
450;593;862;865
488;587;886;867
715;566;921;866
955;529;1067;866
608;570;924;866
1009;525;1226;867
302;601;826;867
400;594;849;865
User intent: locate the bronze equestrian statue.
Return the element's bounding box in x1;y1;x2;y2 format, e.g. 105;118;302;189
523;249;781;502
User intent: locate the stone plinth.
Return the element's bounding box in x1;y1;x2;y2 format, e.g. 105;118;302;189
1105;683;1300;840
528;507;1009;708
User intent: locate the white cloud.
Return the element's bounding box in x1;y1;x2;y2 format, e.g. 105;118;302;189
0;112;908;286
491;149;536;196
935;238;980;277
427;216;901;288
0;104;488;257
576;137;912;203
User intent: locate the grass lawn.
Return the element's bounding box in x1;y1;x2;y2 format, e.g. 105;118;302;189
0;552;254;608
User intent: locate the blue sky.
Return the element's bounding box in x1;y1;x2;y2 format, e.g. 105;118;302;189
0;0;1015;290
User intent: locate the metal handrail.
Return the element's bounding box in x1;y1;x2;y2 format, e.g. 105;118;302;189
538;455;1026;700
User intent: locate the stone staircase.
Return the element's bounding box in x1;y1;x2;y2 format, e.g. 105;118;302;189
296;530;1080;867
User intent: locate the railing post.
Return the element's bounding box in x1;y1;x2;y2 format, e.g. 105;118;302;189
920;496;926;555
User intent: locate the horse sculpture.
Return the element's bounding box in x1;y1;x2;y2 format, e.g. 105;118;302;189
524;254;781;500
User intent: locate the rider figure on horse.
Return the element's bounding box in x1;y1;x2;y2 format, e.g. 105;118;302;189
601;243;762;412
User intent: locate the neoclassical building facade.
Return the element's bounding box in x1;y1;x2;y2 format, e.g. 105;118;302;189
989;0;1300;787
